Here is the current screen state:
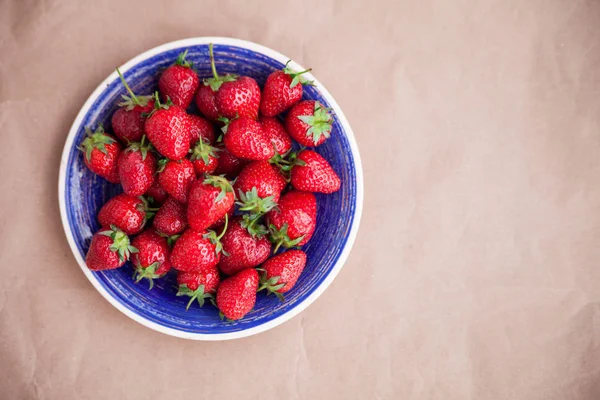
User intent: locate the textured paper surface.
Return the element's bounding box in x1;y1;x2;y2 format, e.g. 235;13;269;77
1;0;600;399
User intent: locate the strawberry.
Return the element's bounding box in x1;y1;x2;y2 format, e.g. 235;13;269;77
153;197;188;236
216;268;259;321
176;266;220;310
213;143;248;178
187;175;234;232
223;117;274;161
111;67;154;144
217;217;272;276
290;150;341;194
144;94;191;160
259;116;292;155
195;85;220;122
260;61;313;117
216;76;261;120
235;161;287;204
203;43;261;120
146;181;169;205
189;138;219;175
85;225;137;271
266;190;317;252
258;250;307;299
130;229;171;289
158;50;199;109
117;137;157;196
188;114;216;146
97;194;154;235
79;125;121;183
170;222;227;272
157;158;195;203
285;100;333;147
209;205;235;230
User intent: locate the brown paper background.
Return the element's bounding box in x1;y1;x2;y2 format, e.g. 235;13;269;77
2;0;600;399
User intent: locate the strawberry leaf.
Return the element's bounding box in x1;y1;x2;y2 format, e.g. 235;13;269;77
203;43;238;91
116;67;152;110
80;126;115;162
133;261;163;290
268;223;305;253
175;49;194;68
297;101;333;145
282;60;314;88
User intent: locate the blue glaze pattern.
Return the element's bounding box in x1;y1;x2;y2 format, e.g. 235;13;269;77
62;41;359;337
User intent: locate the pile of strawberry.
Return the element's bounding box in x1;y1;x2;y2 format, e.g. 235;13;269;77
80;44;340;321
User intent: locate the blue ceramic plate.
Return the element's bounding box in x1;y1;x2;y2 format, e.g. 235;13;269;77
58;37;363;340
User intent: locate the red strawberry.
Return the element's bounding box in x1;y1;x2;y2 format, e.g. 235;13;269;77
290;150;341;194
203;43;261;120
97;194;154;235
146;181;169;205
213;143;248;178
187;176;234;232
235;161;287;204
188;114;216;146
131;229;172;289
259;116;292;155
195;85;220;122
144;95;191;160
189;138;219;175
285;100;333;147
157;158;195;203
266;190;317;251
170;227;224;272
153;197;188;236
260;61;313;117
209;205;235;230
216;268;259;321
111;67;154;144
216;76;261;120
217;217;272;276
158;50;199;109
117;137;157;196
223;118;274;161
85;225;137;271
176;266;220;310
258;250;307;299
79;125;121;183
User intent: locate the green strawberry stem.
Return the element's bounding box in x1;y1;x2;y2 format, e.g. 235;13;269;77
236;188;277;214
175;50;193;68
269;223;304;254
176;284;213;310
190;139;220;165
241;213;269;237
79;125;115;162
116;68;152;110
297;102;333;145
216;213;229;241
117;67;139;106
137;196;160;221
204;213;229;255
269;148;306;181
127;135;153;161
205;43;238;92
257;270;286;301
209;43;219;81
283;60;314;88
204;175;234;202
99;225;138;262
157;232;181;247
134;262;163;290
